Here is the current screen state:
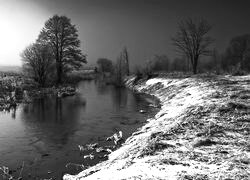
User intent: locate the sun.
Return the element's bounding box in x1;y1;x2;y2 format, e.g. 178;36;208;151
0;17;23;65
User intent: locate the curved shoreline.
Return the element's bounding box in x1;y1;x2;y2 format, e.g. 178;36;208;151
64;75;250;180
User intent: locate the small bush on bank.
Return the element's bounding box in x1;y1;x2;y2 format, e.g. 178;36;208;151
231;64;248;76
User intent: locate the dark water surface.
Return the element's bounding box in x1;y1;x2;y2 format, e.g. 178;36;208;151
0;80;158;179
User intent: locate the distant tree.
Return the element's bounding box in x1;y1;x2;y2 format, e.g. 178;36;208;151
21;43;54;87
37;15;86;84
113;48;130;86
115;54;124;86
122;47;130;75
172;18;213;74
171;58;186;71
222;34;250;72
147;55;170;72
96;58;113;73
210;48;222;73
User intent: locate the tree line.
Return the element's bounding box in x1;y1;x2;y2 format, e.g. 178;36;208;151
96;47;129;86
23;15;250;87
96;17;250;81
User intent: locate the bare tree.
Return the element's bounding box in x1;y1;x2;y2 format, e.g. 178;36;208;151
172;18;213;74
21;43;54;87
38;15;86;84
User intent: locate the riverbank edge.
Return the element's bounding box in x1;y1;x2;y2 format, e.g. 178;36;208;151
62;75;165;180
63;74;250;180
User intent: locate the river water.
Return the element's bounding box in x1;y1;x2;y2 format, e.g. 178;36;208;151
0;80;158;179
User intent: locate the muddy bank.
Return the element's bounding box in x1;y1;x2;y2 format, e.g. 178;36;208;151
63;74;250;180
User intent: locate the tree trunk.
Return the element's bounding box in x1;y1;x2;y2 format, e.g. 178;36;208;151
56;44;62;85
56;62;62;85
192;56;198;74
193;66;197;74
186;57;190;72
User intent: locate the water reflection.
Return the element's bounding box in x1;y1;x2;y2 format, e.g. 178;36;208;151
19;95;87;148
21;95;86;124
0;80;157;179
55;97;62;122
95;81;110;95
11;106;17;119
111;87;128;111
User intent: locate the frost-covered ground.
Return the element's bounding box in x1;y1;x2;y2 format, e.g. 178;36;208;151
64;75;250;180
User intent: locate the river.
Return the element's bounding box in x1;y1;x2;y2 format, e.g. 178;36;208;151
0;80;158;179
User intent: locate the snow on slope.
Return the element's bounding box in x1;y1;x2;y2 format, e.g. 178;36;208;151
64;75;250;180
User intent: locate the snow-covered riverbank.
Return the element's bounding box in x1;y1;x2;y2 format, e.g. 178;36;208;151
64;75;250;180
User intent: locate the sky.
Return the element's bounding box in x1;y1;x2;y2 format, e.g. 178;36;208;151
0;0;250;67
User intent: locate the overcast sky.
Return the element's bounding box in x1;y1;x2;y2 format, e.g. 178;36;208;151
0;0;250;67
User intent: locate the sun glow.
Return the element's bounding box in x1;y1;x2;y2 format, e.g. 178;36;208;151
0;17;24;65
0;0;47;66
